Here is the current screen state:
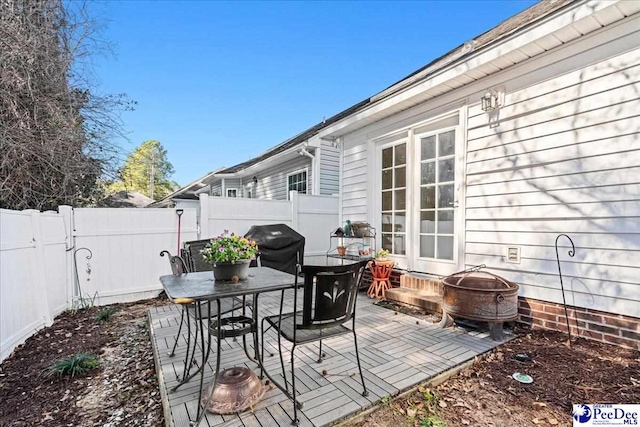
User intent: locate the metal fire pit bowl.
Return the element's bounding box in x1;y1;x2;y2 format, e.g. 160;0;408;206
201;367;265;414
439;270;519;341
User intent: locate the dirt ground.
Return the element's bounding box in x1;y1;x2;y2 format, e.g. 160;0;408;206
345;327;640;427
0;299;168;427
2;298;638;427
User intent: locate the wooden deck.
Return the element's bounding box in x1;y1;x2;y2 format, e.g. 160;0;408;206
149;291;509;427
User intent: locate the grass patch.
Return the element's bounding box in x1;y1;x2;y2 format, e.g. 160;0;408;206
46;353;100;378
94;307;116;322
418;416;447;427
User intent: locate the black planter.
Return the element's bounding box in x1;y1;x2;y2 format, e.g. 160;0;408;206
212;260;251;281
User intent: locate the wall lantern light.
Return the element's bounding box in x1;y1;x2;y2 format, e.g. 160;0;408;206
252;176;258;185
481;90;501;112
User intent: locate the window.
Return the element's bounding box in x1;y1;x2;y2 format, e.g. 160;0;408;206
246;189;252;199
226;188;237;198
418;129;455;260
287;169;307;198
381;143;406;255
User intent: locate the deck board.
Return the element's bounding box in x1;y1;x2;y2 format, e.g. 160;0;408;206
150;291;510;427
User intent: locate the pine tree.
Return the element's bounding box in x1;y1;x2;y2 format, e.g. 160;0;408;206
109;140;176;200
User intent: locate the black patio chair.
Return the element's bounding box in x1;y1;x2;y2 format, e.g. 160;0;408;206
261;260;369;425
159;250;250;391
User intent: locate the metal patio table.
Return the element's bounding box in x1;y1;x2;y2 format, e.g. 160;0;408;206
160;267;297;426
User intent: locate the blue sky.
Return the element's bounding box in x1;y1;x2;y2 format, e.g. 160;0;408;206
93;1;537;186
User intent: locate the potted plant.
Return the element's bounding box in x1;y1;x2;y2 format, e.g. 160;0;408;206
375;248;389;261
336;245;347;256
201;231;259;281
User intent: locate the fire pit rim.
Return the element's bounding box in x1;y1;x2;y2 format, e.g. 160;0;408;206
443;270;520;293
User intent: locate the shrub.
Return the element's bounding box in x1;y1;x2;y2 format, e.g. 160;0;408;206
46;353;100;378
94;307;116;322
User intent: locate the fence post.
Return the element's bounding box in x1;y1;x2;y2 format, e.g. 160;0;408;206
199;193;209;239
58;205;75;307
290;190;299;231
26;209;53;326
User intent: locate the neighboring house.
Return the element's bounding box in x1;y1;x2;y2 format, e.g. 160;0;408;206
97;191;153;208
167;125;346;202
310;0;640;348
149;169;223;209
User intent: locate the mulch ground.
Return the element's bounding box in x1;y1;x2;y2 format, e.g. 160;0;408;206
0;298;168;427
2;298;638;427
345;327;640;427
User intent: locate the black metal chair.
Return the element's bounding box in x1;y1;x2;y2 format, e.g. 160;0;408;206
261;260;369;425
159;250;249;391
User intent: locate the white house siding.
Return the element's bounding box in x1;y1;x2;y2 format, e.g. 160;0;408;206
465;38;640;319
341;140;369;221
341;96;469;223
223;179;242;197
340;18;640;318
254;155;313;200
210;182;222;197
319;140;340;195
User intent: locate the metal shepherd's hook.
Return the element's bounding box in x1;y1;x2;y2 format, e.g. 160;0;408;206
73;247;93;304
555;234;577;345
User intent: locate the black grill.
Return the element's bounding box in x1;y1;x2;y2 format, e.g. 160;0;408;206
244;224;305;275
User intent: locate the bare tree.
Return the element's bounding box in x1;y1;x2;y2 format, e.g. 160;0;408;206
0;0;133;210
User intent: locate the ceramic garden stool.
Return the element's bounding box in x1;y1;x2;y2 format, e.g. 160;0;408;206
367;259;395;300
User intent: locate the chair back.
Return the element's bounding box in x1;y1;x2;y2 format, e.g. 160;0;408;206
183;239;214;272
298;260;368;330
160;250;188;276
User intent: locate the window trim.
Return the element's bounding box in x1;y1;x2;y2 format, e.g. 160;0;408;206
226;188;238;198
414;125;458;263
286;167;309;199
377;138;408;258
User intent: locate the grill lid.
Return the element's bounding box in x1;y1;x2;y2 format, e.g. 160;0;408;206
244;224;305;275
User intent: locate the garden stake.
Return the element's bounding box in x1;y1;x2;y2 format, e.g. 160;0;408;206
73;247;93;307
555;234;578;346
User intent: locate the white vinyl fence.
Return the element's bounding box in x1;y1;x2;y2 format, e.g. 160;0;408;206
0;192;338;362
0;206;197;362
0;209;68;361
73;208;198;305
200;192;339;263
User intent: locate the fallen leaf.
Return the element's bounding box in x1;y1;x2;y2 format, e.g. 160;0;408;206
406;408;417;418
532;418;540;424
461;419;470;425
532;402;547;409
438;401;447;408
548;419;558;425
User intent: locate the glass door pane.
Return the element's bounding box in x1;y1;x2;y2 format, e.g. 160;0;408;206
381;142;406;255
419;130;455;260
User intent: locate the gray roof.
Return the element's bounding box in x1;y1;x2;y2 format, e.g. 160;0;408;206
148;169;223;207
98;191;154;208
